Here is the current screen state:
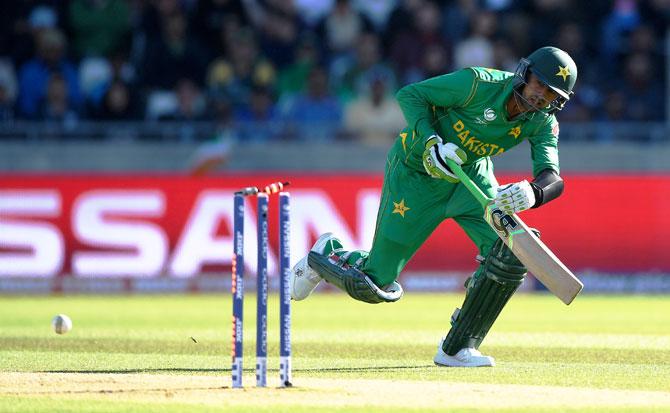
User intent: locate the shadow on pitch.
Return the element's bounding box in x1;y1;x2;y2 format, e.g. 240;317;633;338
295;365;435;373
42;368;225;374
43;365;435;374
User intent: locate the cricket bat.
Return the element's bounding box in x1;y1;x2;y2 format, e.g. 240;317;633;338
446;160;584;305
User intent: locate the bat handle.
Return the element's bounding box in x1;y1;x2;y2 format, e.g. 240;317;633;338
445;160;493;207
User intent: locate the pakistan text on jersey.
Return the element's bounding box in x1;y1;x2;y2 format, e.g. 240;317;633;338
453;119;506;157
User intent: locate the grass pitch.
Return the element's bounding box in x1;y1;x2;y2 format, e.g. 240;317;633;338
1;293;669;412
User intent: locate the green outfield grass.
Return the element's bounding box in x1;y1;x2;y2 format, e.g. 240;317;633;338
1;293;669;412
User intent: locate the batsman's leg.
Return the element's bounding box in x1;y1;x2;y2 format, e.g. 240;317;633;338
307;248;404;303
293;143;454;304
434;230;527;367
293;232;415;304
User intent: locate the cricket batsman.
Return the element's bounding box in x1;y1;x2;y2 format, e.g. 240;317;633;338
290;47;577;367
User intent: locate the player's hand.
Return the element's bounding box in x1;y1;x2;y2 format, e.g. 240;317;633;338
494;180;536;215
422;135;467;183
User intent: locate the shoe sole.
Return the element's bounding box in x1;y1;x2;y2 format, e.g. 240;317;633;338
434;342;495;367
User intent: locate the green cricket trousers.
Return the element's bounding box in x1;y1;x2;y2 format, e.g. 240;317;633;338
360;140;501;287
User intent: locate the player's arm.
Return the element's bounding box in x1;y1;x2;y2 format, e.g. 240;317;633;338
395;69;476;140
530;168;563;208
396;69;476;181
495;118;563;214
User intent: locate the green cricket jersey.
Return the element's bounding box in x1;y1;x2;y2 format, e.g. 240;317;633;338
395;67;560;177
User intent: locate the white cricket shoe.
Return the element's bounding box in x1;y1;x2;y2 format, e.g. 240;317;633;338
290;233;343;301
433;338;495;367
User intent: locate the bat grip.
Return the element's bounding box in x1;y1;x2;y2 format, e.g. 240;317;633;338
445;160;493;207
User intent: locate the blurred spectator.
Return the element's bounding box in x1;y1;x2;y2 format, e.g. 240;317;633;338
136;0;182;44
453;10;498;68
79;57;113;106
554;22;598;83
281;66;343;141
481;0;521;12
192;0;249;55
440;0;477;45
601;91;627;123
208;12;248;62
235;86;282;141
527;0;582;49
293;0;335;27
0;84;15;121
39;73;79;124
95;79;140;120
68;0;131;59
555;93;594;123
108;51;138;86
641;0;670;35
353;0;398;31
422;44;450;78
595;90;627;142
600;0;643;66
17;29;81;119
619;53;665;122
403;43;450;84
0;59;18;109
552;22;602;119
142;10;208;89
152;78;208;142
596;52;665;142
145;89;178;120
389;0;445;84
277;33;320;97
317;0;373;59
628;24;659;56
344;74;404;145
28;4;60;28
159;78;207;121
499;11;532;58
1;2;66;67
491;39;517;73
206;28;276;110
235;86;279;122
253;0;305;68
0;0;664;141
386;0;425;35
333;32;396;102
628;24;664;80
0;2;33;62
82;51;139;115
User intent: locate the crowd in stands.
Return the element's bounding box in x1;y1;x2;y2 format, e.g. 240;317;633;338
0;0;667;144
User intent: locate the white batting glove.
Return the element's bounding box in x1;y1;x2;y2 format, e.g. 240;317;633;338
422;135;467;183
494;180;536;215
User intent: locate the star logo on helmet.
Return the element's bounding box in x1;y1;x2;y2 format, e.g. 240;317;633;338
556;65;571;81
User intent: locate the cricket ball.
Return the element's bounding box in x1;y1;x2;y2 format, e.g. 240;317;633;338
52;314;73;335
